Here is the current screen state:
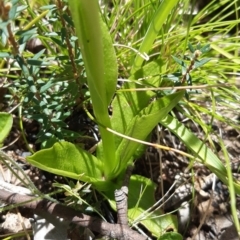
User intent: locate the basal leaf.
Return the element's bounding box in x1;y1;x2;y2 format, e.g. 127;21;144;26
111;59;165;147
26;141;114;190
68;0;117;179
116;91;184;174
0;112;13;147
101;18;118;105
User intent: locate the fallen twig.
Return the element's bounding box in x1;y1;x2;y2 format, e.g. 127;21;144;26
0;189;146;240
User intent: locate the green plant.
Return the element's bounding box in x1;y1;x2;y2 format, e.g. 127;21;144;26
26;0;183;237
1;0;240;238
25;0;240;238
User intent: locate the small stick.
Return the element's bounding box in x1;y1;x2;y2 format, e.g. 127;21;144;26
114;165;134;239
0;188;146;240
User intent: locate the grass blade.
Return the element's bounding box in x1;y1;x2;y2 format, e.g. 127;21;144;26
160;114;240;194
131;0;179;73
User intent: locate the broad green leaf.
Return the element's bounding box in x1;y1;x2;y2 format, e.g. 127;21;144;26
116;91;184;174
131;0;179;73
160;115;240;194
133;59;165;89
101;21;118;105
0;112;13;147
106;175;178;238
68;0;118;179
26;141;116;191
68;0;117;106
111;59;165;147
